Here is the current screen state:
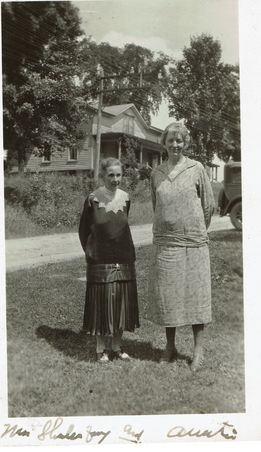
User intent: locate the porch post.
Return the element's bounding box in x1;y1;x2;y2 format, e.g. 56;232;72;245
90;136;94;170
139;143;143;164
118;138;122;160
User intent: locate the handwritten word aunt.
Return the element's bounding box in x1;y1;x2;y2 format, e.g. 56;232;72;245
167;421;238;440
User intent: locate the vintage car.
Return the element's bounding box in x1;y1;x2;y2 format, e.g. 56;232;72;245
218;161;242;230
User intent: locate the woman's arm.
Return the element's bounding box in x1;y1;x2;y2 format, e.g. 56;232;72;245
126;199;131;216
78;197;92;252
198;165;215;229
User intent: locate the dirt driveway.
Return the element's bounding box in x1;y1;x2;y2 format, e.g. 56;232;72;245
5;215;233;272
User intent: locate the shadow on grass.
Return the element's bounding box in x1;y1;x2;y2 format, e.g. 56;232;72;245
123;339;190;364
209;230;242;242
36;326;95;361
35;325;189;364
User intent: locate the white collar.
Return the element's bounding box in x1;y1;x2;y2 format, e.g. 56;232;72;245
90;186;129;213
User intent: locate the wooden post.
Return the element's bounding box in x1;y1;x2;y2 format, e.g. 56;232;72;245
139;143;143;164
118;138;122;160
94;65;104;182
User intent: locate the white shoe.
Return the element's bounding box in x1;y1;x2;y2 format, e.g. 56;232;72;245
96;351;110;363
113;350;131;361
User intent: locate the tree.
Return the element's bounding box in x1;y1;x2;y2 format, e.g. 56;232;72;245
166;34;240;163
2;1;84;172
2;3;170;173
2;1;82;84
217;65;240;161
79;41;170;124
120;135;140;170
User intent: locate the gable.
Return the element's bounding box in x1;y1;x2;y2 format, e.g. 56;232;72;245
102;104;133;116
109;106;148;139
91;103;163;143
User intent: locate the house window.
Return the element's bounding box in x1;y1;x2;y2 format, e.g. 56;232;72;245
68;148;78;161
42;149;51;163
123;115;135;135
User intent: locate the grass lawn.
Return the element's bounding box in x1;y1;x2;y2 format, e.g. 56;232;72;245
6;229;244;417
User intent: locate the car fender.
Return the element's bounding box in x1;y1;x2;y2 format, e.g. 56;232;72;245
225;196;242;214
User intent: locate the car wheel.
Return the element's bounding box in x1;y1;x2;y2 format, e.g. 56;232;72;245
230;202;242;231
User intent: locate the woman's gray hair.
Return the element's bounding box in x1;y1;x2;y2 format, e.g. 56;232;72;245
99;157;122;176
161;122;190;149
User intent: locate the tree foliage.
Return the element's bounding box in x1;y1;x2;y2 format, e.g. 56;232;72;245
79;40;170;124
2;1;82;84
2;0;170;172
2;1;84;171
166;34;240;163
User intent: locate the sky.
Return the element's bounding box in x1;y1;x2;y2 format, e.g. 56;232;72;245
73;0;239;128
74;0;239;64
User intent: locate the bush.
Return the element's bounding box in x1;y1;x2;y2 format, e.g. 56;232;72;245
4;172;96;228
30;201;58;229
4;172;154;236
4;174;38;211
121;168;139;191
5;172;95;210
57;201;82;228
5;203;42;238
138;165;152;181
127;179;151;202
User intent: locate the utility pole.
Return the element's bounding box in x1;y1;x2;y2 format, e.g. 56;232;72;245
94;64;104;182
93;65;145;182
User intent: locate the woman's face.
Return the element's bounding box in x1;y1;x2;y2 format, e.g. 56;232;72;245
103;164;122;191
165;131;185;160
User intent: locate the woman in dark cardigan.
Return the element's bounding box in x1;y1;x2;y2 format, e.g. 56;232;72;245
79;158;139;362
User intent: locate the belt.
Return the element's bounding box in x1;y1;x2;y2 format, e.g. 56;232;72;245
87;262;136;283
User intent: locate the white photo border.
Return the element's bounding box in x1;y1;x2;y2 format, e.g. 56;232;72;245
1;0;261;448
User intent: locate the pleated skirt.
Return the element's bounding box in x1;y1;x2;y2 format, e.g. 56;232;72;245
83;264;139;336
148;244;212;327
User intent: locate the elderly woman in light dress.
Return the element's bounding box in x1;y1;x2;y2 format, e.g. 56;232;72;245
149;122;215;371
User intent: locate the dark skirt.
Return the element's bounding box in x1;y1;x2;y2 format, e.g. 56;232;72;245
82;263;139;335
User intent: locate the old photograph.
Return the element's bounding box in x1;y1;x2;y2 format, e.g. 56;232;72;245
1;0;249;439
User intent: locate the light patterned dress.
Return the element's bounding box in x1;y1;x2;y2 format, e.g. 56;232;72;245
148;157;215;327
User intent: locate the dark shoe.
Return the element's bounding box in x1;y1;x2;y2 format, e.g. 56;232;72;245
96;351;110;363
112;350;131;361
160;348;178;363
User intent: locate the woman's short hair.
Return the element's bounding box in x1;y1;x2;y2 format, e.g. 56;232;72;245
161;122;190;149
100;157;122;176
